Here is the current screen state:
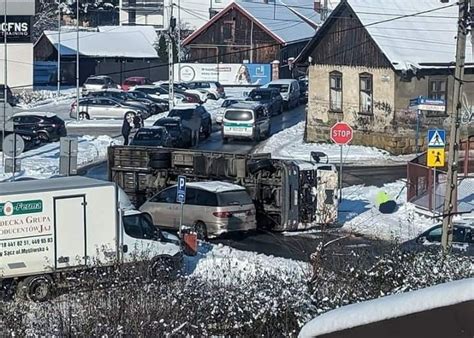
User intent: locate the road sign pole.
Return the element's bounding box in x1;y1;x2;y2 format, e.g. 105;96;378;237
433;167;436;216
179;202;184;236
339;144;343;200
416;109;420;156
12;131;16;181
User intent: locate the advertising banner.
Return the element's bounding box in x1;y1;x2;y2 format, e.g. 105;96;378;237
175;63;272;86
0;16;32;43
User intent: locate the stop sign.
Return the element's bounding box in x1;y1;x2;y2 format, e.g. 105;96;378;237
330;122;353;145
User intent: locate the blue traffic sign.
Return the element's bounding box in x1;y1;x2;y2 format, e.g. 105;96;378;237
176;175;186;203
427;129;446;148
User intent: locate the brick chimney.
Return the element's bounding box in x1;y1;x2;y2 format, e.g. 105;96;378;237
314;0;322;12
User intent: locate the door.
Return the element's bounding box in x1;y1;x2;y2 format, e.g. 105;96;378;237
142;187;180;229
54;195;86;268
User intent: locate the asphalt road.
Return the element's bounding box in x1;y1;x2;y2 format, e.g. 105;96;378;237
73;103;408;261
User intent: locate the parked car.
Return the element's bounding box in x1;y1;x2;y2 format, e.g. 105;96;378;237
126;90;169;113
402;221;474;255
82;75;119;95
221;102;270;143
246;88;283;116
185;81;225;100
130;127;173;147
168;104;212;146
298;78;308;103
87;89;158;115
70;97;147;120
0;129;41;151
121;76;153;91
131;85;186;104
0;84;17;106
157;82;204;103
215;98;243;124
153;117;193;148
262;79;300;110
11;112;67;142
140;181;256;239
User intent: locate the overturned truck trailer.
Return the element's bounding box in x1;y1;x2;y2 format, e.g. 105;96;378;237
107;146;339;231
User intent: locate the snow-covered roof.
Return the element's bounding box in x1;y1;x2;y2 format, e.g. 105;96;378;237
98;25;159;45
44;30;158;59
183;0;320;46
347;0;474;71
299;278;474;338
186;181;246;193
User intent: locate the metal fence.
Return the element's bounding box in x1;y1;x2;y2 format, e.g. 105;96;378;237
407;135;474;214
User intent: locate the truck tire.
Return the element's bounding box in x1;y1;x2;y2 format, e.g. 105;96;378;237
17;275;54;302
149;257;174;281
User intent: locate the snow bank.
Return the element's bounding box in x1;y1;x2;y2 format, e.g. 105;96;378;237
185;242;310;283
16;88;76;109
254;122;415;165
0;135;119;181
299;278;474;338
340;180;434;241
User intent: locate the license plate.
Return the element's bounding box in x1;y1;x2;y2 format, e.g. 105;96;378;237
233;211;247;217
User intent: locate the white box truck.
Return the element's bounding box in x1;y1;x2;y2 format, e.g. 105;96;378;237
0;176;183;301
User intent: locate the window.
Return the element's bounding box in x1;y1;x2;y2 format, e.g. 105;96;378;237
329;71;342;112
196;189;218;206
359;73;373;114
222;22;234;41
452;226;466;243
426;226;442;242
185;188;197;205
123;214;157;240
151;187;177;203
218;190;253;206
428;78;447;101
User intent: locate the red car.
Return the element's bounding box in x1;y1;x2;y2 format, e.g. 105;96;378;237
122;77;153;91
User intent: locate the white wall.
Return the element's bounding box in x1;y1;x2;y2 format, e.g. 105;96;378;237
0;43;33;90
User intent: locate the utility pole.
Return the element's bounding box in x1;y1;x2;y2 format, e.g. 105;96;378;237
57;0;61;96
76;0;80;120
2;0;7;169
168;4;175;110
441;0;471;251
177;0;181;82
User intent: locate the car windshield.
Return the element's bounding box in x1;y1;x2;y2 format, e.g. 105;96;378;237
224;110;253;121
86;78;106;85
218;190;253;206
268;84;289;92
169;109;194;120
249;91;271;100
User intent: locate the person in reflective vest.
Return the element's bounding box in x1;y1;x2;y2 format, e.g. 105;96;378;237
375;191;397;214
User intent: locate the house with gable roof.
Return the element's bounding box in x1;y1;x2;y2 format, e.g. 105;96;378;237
297;0;474;154
182;0;321;78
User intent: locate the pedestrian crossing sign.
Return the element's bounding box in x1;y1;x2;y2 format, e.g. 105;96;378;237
427;129;446;147
427;148;445;167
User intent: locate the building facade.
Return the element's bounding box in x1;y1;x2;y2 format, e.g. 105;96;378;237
298;0;474;154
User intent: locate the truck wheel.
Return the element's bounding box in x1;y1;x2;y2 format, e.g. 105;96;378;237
149;257;174;281
194;221;208;240
17;275;54;302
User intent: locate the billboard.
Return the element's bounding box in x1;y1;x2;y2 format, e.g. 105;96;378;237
0;16;32;43
175;63;272;86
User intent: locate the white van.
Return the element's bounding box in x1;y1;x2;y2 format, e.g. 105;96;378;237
221;102;270;143
263;79;300;110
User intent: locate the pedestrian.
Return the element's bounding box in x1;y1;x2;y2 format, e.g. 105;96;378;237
121;115;132;146
375;191;397;214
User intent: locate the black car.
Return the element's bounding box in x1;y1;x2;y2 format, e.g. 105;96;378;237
246;88;283;116
168;104;212;146
11;112;67;142
87;89;158;115
130;127;173;147
0;130;41;151
402;222;474;255
153;117;192;148
126;90;169;113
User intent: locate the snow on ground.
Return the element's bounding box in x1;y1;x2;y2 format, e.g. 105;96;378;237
16;88;76;109
299;278;474;338
254;122;415;166
185;242;311;282
339;180;435;242
0;135;119;181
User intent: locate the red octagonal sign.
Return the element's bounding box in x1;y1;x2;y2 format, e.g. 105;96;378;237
330;122;353;145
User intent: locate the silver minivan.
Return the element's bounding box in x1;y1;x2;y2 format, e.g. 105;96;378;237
139;181;257;239
263;79;300;110
221;102;270;143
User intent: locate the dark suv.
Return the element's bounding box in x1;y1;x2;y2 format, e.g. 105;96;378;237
168;104;212;146
153;117;193;148
11;112;67;142
246;88;283;116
